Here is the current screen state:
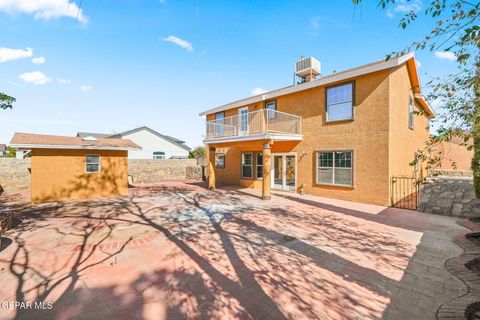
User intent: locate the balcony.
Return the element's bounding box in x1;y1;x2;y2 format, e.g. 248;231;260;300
204;109;302;143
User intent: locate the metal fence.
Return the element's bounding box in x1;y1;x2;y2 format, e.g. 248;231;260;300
391;176;419;210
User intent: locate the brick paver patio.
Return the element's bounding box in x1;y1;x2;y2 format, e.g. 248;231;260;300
0;181;469;319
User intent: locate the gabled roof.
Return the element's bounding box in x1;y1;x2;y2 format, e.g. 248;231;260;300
109;126;191;151
10;132;141;150
199;52;435;117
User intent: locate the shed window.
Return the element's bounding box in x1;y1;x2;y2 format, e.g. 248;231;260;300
86;155;100;173
326;83;354;122
241;152;253;179
316;151;353;186
215;153;225;168
153;151;166;160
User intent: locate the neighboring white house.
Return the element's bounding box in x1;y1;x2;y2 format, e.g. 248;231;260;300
77;126;191;159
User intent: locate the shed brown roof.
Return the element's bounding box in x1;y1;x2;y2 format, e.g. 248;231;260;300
10;132;141;150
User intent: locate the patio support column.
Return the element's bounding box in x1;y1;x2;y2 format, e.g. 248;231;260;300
208;146;216;190
262;142;272;200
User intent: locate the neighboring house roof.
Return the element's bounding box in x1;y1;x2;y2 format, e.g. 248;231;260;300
199;52;434;117
0;144;6;151
76;126;191;151
76;132;114;139
163;135;186;144
10;132;141;150
108;126;191;151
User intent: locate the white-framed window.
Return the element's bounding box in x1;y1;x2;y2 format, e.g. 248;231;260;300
215;153;225;168
326;82;354;122
153;151;166;160
408;97;414;129
256;152;263;179
215;112;225;136
86;154;100;173
316;151;353;187
241;152;253;179
265;100;276;119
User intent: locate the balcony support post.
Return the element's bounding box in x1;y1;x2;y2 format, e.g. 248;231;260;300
262;141;272;200
208;145;216;190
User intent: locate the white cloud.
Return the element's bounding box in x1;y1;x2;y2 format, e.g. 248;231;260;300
416;60;422;68
435;51;456;61
393;0;421;13
18;71;51;85
386;0;421;17
0;47;33;63
31;56;45;64
0;0;87;23
80;85;92;92
57;77;71;84
251;87;267;96
161;35;193;52
310;16;320;30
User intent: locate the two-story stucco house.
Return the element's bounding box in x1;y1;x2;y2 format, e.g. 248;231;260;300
77;126;191;160
199;52;435;207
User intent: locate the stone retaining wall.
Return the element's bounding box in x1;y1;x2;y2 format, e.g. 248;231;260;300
128;159;201;183
419;176;480;217
0;158;31;192
0;158;202;192
430;169;473;177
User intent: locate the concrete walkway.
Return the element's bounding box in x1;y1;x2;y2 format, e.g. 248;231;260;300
0;182;468;319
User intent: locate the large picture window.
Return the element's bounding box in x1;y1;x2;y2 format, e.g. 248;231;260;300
215;153;225;168
316;151;353;186
256;153;263;179
86;154;100;173
326;82;354;122
241;152;253;179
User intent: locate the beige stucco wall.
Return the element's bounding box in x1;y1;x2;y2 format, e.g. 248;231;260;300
432;140;473;170
208;68;400;206
207;64;432;206
388;65;431;205
31;149;129;203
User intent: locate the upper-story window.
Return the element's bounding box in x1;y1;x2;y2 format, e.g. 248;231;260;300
265;100;276;119
153;151;166;160
215;112;225;136
326;82;354;122
408;97;414;129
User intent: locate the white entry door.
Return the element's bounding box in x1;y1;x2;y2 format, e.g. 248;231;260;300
238;107;249;135
271;154;296;191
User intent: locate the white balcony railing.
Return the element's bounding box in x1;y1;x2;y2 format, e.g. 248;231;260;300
206;109;302;139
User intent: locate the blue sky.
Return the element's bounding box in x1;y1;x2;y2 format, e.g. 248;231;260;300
0;0;458;147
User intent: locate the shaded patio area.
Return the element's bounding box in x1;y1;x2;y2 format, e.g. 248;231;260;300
0;181;468;319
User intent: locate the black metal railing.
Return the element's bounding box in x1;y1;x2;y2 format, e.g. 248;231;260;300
391;177;419;210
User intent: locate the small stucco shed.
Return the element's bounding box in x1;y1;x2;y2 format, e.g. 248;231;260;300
10;132;141;203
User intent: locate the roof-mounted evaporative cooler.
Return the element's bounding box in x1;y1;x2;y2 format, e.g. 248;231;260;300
295;56;321;82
